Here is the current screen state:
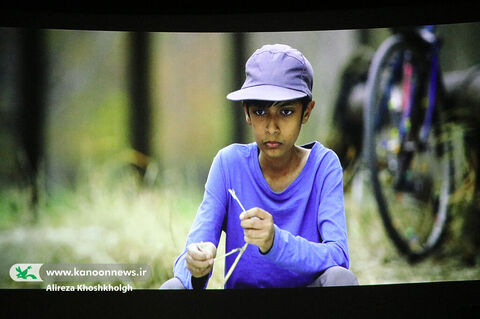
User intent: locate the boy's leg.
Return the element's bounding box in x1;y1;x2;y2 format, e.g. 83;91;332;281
308;266;359;287
159;277;186;289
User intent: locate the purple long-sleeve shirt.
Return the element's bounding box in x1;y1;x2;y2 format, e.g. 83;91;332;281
173;141;350;288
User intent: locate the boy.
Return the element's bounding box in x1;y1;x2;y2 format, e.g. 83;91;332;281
161;44;358;289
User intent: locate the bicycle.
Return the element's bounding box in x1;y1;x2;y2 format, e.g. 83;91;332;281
362;25;454;262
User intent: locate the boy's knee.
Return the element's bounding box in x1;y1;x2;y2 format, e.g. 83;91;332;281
309;266;359;287
159;277;186;289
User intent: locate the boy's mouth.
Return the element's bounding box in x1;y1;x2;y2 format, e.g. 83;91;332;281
264;141;282;148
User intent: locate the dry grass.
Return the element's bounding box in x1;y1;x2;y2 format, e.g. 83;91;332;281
0;166;200;289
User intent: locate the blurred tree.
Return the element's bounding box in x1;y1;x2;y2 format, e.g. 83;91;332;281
0;29;19;184
357;28;370;45
16;28;48;220
128;31;152;177
231;32;247;144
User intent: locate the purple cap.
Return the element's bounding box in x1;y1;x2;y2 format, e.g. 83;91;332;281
226;44;313;101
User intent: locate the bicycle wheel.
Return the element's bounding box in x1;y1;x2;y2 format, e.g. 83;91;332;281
363;33;453;262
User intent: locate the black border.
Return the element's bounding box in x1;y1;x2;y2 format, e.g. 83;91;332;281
0;2;480;32
2;280;480;317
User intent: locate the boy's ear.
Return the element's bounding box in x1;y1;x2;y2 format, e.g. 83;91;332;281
302;100;315;124
243;104;252;125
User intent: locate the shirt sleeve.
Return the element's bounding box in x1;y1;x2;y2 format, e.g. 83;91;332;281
262;162;350;277
172;150;228;289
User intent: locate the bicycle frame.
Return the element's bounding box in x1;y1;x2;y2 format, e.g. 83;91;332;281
420;26;441;144
377;26;442;190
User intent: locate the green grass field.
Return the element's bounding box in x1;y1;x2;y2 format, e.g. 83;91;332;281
0;163;479;290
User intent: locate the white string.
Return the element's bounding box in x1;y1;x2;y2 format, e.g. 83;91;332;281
228;189;246;212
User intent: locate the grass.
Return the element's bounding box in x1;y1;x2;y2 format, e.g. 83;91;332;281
0;159;479;290
0;164;207;289
346;168;480;285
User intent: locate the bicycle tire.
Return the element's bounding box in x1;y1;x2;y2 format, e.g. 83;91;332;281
363;33;453;262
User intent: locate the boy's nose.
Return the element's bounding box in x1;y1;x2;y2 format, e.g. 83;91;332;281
265;116;280;135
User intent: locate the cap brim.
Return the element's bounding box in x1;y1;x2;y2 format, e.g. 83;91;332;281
226;85;307;101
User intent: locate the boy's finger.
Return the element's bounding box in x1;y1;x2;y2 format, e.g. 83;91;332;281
240;218;263;230
190;251;211;261
187;257;213;270
243;229;265;239
239;208;266;220
196;242;216;258
187;244;211;260
186;253;214;269
187;259;213;272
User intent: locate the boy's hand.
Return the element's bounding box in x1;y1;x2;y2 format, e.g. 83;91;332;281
186;242;216;278
240;207;275;254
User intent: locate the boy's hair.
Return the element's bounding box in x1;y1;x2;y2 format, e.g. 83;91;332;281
244;96;311;119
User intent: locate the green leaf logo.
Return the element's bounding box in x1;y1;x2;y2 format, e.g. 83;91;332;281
15;266;38;279
10;264;43;282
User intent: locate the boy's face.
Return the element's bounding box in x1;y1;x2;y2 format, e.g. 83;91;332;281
243;99;315;160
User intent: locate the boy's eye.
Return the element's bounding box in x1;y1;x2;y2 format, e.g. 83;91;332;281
281;109;294;116
251;107;294;117
253;109;266;116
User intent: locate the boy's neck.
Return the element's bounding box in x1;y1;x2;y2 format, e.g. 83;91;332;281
258;145;310;185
